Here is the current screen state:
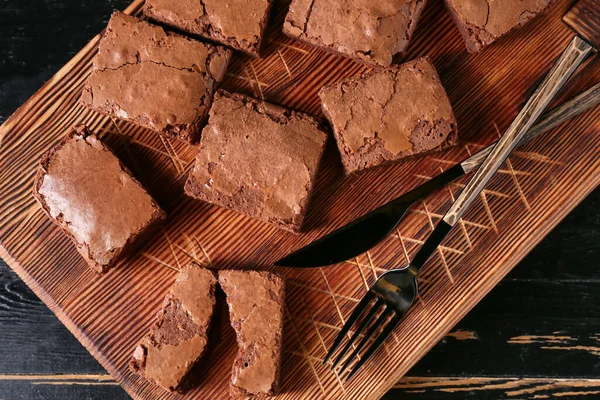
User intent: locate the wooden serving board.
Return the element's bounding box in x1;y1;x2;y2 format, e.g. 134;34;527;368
1;0;599;399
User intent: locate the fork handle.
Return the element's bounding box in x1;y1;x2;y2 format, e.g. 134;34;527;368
443;36;592;227
460;81;600;174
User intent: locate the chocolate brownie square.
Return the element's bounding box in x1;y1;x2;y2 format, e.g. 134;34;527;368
184;91;327;232
80;12;231;143
219;270;285;398
32;125;166;274
445;0;554;53
130;264;218;392
283;0;426;67
319;57;458;174
144;0;275;57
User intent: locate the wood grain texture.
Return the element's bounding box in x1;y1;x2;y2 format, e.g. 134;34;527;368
388;377;600;399
6;375;600;400
0;187;599;399
461;81;600;173
443;36;591;226
1;1;600;400
564;0;600;49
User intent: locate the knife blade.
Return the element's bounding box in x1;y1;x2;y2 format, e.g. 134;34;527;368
276;81;600;268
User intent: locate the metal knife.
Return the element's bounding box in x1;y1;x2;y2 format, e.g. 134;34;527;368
276;80;600;268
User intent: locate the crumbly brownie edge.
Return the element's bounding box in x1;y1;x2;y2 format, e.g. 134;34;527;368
323;98;457;174
213;90;326;127
32;126;105;272
444;0;555;53
270;275;285;396
330;118;458;174
319;74;366;174
129;296;206;392
281;22;379;67
79;88;200;143
130;266;218;391
183;180;303;233
32;124;166;274
400;0;428;58
143;1;275;57
184;91;327;232
443;0;494;53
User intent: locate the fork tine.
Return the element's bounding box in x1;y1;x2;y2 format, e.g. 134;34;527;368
345;314;402;382
331;298;384;369
323;291;375;365
339;307;393;375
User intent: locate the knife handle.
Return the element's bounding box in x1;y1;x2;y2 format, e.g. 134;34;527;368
444;36;592;227
461;81;600;174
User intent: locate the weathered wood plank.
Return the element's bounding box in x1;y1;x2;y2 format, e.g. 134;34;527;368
412;282;600;378
387;377;600;399
507;185;600;282
0;377;128;400
0;260;107;375
4;375;600;400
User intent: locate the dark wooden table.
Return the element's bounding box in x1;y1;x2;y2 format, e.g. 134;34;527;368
1;1;599;399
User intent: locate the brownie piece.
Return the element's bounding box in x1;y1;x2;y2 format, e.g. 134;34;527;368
144;0;275;57
283;0;426;67
184;91;327;232
130;264;218;392
319;57;458;174
80;12;232;143
219;270;285;398
32;125;166;274
445;0;554;53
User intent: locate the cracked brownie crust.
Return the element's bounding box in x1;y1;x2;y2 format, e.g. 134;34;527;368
130;264;218;392
144;0;274;57
80;12;231;143
219;270;285;398
283;0;426;67
445;0;554;53
319;57;458;174
32;124;166;274
184;90;327;232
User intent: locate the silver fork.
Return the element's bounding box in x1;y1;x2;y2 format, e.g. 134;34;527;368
325;37;593;382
